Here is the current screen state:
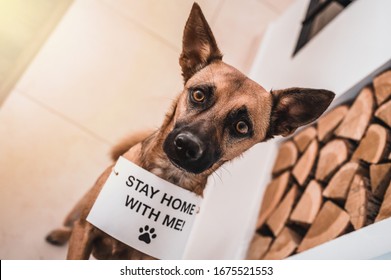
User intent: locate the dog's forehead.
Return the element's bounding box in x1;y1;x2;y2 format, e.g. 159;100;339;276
187;61;270;98
191;62;271;108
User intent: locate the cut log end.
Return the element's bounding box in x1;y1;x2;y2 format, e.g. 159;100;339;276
246;234;273;260
323;161;365;201
262;227;301;260
267;185;299;236
375;100;391;128
315;139;350;182
373;70;391;105
375;182;391;222
317;105;349;142
352;124;390;164
297;201;350;253
292;139;318;186
257;171;291;228
290;180;322;226
370;163;391;198
272;141;298;175
335;87;374;141
345;175;379;230
293;126;317;153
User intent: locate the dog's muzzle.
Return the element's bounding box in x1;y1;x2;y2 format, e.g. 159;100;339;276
163;126;220;174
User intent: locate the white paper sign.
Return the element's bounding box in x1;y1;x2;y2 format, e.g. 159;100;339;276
87;156;202;259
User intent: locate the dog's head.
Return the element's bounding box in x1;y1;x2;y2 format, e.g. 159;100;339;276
162;3;334;175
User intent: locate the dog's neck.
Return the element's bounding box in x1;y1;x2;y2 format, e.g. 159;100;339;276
123;131;207;196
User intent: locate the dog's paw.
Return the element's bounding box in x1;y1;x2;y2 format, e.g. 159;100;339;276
138;225;157;244
45;228;71;246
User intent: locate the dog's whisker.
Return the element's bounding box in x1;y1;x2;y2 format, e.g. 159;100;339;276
210;172;218;185
211;169;224;185
220;165;232;177
217;172;224;184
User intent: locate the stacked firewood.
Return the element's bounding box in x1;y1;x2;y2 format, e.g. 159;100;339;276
247;70;391;260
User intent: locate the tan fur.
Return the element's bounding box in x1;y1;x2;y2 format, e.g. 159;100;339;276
46;3;334;259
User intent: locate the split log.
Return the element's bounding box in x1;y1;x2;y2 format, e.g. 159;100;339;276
297;201;350;253
373;70;391;105
246;234;273;260
293;126;317;153
257;171;290;228
370;163;391;198
292;140;318;186
345;174;378;230
315;139;350;182
335;87;374;141
375;100;391;128
317;105;349;142
262;227;300;260
267;185;299;236
272;141;298;176
290;180;323;226
375;181;391;222
352;124;390;164
323;161;366;201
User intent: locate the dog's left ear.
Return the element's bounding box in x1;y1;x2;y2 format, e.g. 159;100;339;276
179;3;223;82
268;88;335;137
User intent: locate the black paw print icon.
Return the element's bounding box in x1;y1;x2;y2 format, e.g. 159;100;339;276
138;225;157;244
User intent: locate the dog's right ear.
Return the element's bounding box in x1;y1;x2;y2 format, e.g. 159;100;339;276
179;3;223;82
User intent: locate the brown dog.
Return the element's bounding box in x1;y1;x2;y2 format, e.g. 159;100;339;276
46;3;334;259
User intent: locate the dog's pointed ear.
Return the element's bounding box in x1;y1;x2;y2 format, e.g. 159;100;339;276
179;3;223;82
268;88;335;137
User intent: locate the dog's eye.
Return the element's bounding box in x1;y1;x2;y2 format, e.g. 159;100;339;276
235;121;249;134
191;90;206;103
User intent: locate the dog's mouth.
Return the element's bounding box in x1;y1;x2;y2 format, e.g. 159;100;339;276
165;153;214;174
162;130;220;175
166;156;200;174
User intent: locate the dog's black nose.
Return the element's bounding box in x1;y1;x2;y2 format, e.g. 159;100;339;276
174;132;203;161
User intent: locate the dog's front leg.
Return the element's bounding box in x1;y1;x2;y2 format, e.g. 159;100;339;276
66;219;95;259
66;165;114;259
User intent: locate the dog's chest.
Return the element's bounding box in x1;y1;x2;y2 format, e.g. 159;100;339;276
92;230;155;260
